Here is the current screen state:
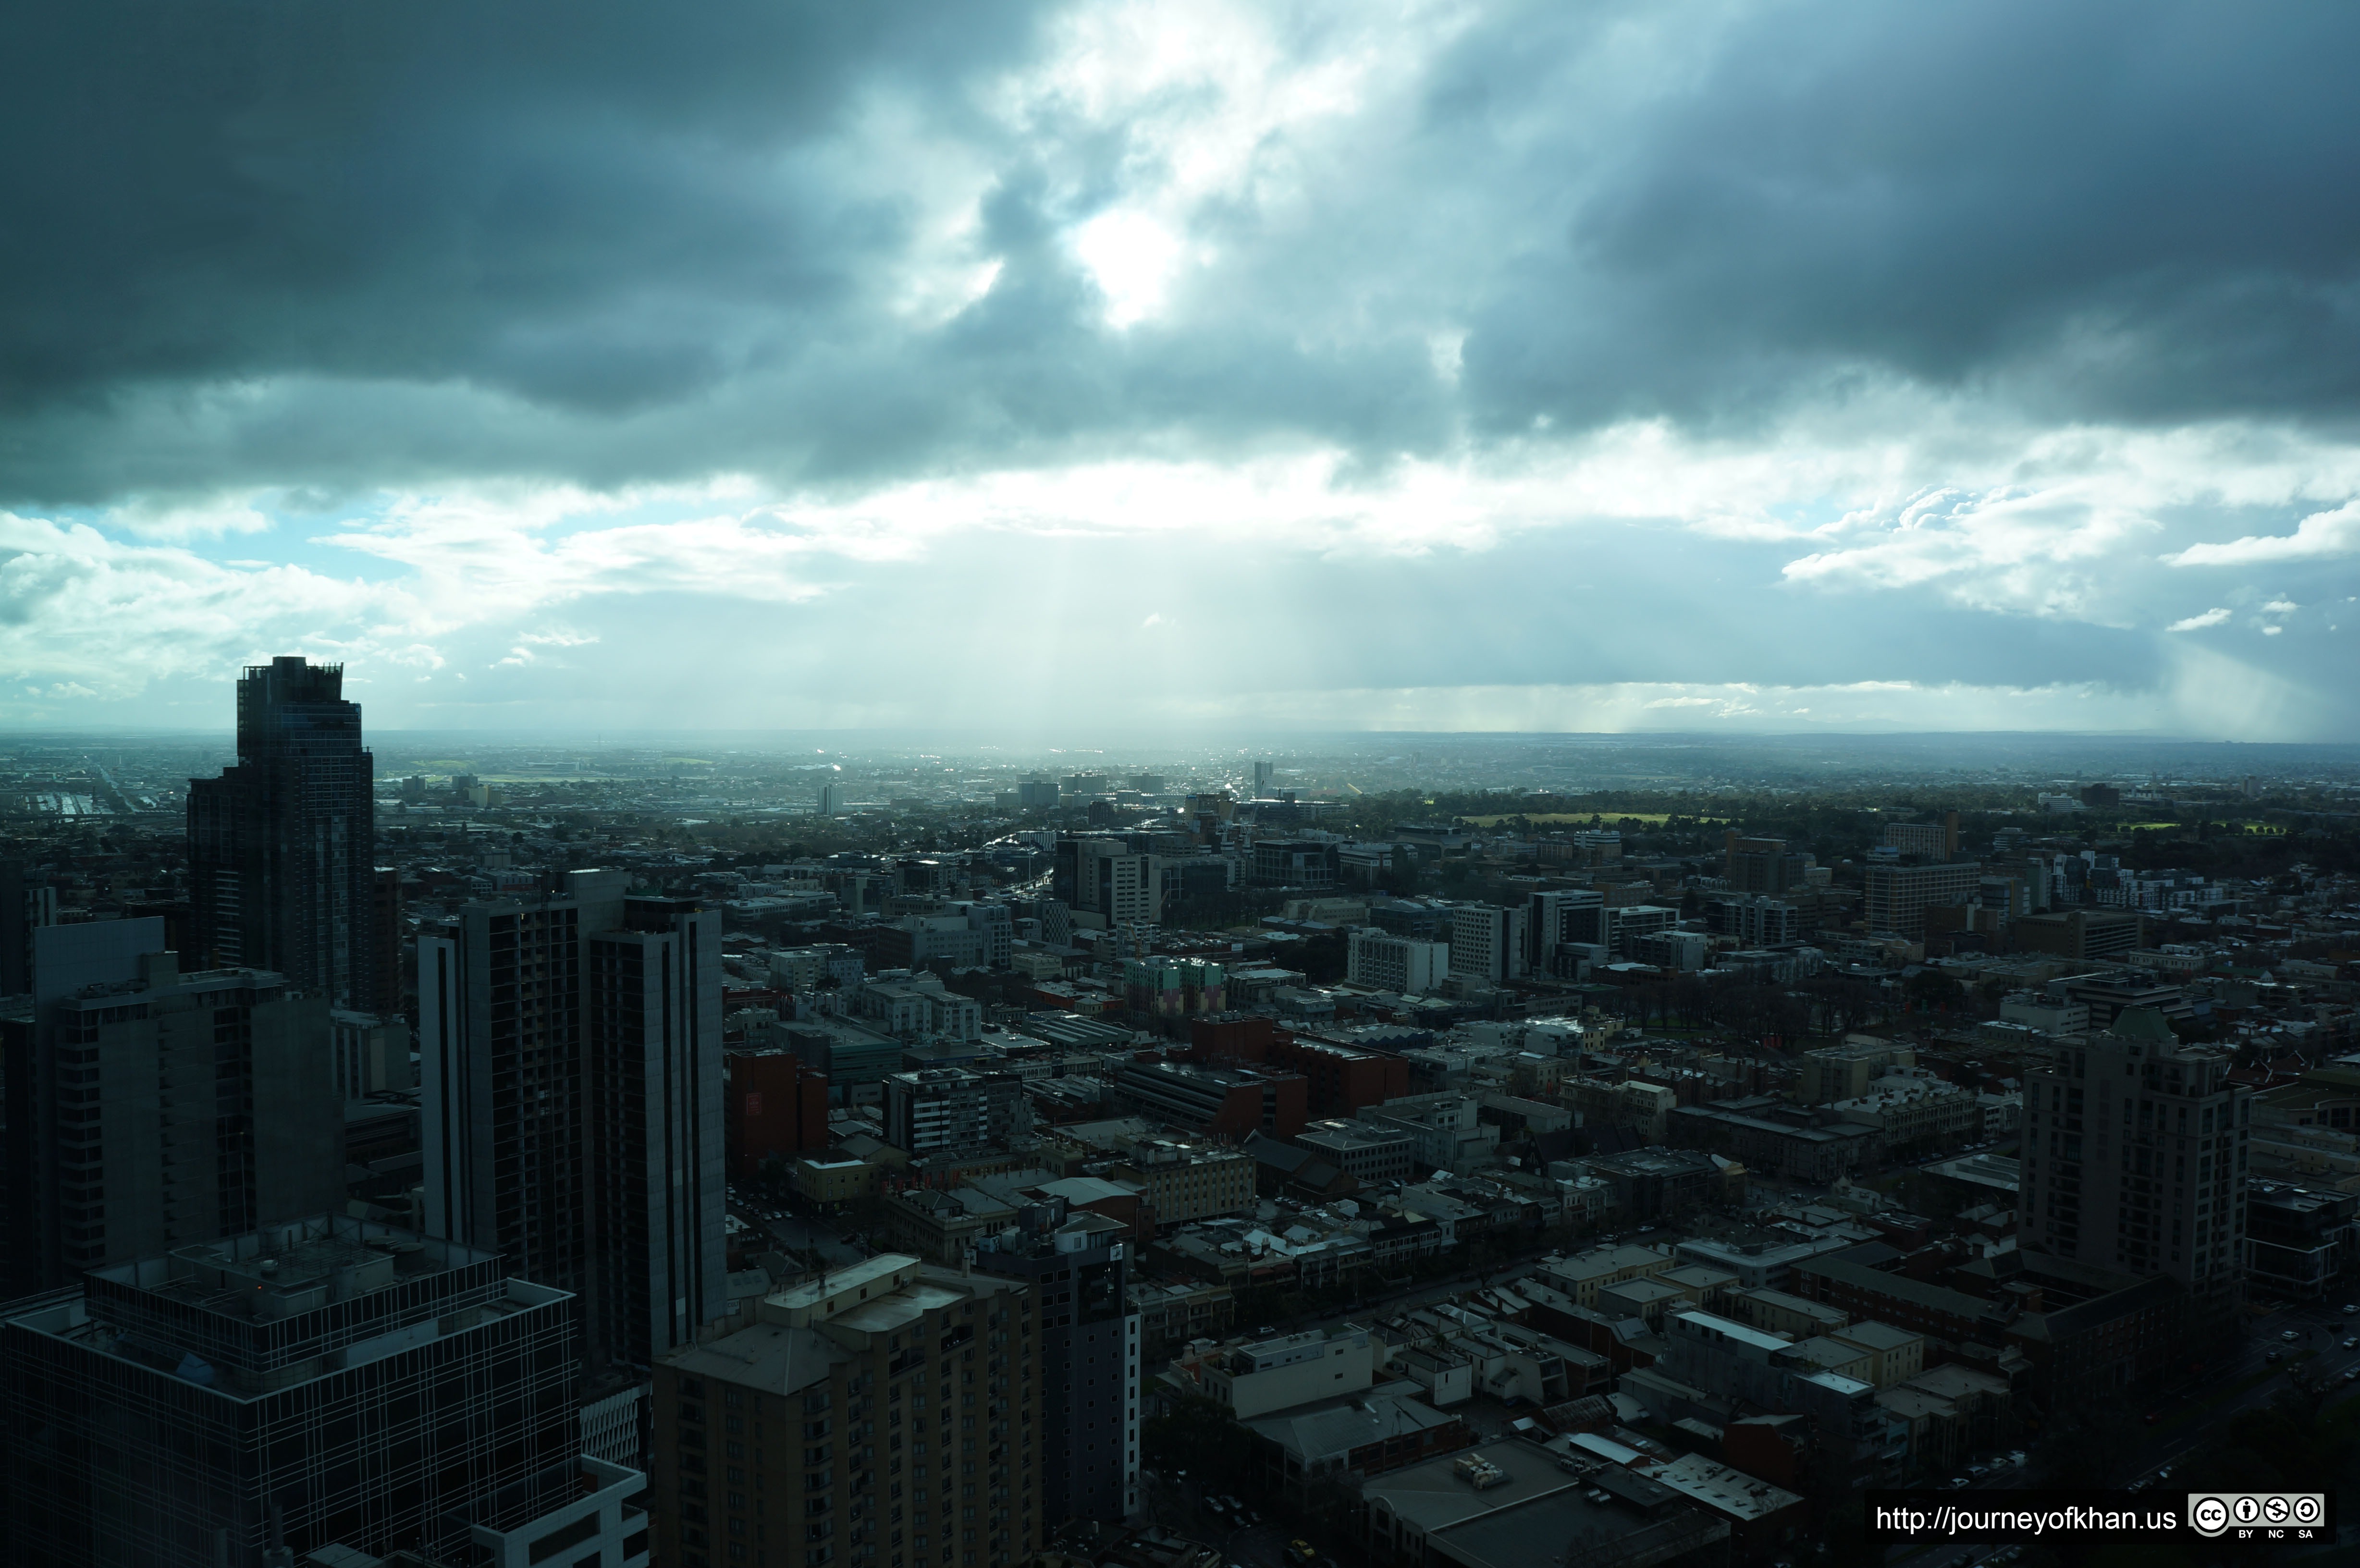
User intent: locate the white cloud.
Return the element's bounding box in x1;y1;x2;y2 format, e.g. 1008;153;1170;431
2164;500;2360;567
2166;607;2231;632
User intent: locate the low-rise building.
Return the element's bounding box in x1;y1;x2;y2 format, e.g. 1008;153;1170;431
1162;1326;1376;1418
1359;1437;1729;1568
1300;1118;1418;1186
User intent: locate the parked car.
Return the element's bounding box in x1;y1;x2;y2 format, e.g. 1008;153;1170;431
2343;1303;2358;1315
1968;1464;1991;1478
2267;1350;2284;1362
1203;1500;1229;1521
1949;1476;1972;1490
1284;1542;1316;1566
2283;1329;2302;1342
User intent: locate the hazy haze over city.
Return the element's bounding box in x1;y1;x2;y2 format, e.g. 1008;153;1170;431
5;2;2360;738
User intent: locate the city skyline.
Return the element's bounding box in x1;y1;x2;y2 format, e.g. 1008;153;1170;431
4;3;2360;737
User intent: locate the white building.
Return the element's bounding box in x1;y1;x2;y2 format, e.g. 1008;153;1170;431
1447;902;1528;984
1348;929;1450;993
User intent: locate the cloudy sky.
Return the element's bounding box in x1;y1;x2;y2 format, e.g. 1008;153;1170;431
6;0;2360;739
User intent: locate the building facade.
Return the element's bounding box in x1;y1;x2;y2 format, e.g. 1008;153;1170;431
1347;930;1449;994
422;872;726;1375
974;1208;1143;1522
2019;1008;2250;1321
0;1213;626;1568
1;922;342;1294
652;1255;1042;1568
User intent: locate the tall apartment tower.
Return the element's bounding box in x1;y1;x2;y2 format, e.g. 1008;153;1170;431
651;1255;1042;1568
187;656;379;1008
422;871;725;1375
0;1213;646;1568
1253;759;1276;796
2019;1007;2250;1323
0;920;343;1296
586;895;728;1372
973;1205;1143;1522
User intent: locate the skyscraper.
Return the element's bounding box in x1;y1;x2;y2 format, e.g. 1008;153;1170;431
422;871;725;1375
0;921;343;1296
187;657;379;1009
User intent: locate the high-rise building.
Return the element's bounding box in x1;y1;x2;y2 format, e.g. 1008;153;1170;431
187;657;379;1008
0;1213;646;1568
0;857;57;995
1861;861;1983;940
370;864;406;1014
421;872;725;1375
1880;813;1961;860
1060;837;1161;928
1446;902;1527;985
1527;887;1605;974
885;1067;1032;1157
1723;834;1811;896
2019;1008;2250;1322
1253;760;1276;796
974;1206;1142;1522
0;923;342;1296
1344;929;1448;994
651;1254;1043;1568
586;895;728;1375
819;780;847;816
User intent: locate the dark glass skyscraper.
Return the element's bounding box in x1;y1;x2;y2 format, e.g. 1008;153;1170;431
187;657;378;1008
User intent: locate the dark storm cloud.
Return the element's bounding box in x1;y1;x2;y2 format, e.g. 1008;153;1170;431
5;0;2360;506
1458;0;2360;432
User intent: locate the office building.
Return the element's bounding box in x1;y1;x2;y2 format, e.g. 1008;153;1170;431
1296;1118;1414;1185
1881;814;1960;859
974;1204;1143;1522
0;1213;642;1568
1248;839;1340;889
1861;861;1983;941
1111;1059;1308;1139
1;922;342;1295
1703;895;1798;947
1724;834;1811;896
1106;1138;1255;1225
1254;760;1277;795
651;1253;1042;1568
885;1067;1032;1157
2019;1008;2249;1320
1017;776;1060;810
2010;909;2144;962
1060;837;1162;928
2244;1182;2358;1301
187;657;379;1008
818;781;847;816
1527;887;1605;974
422;873;726;1374
1447;902;1527;985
